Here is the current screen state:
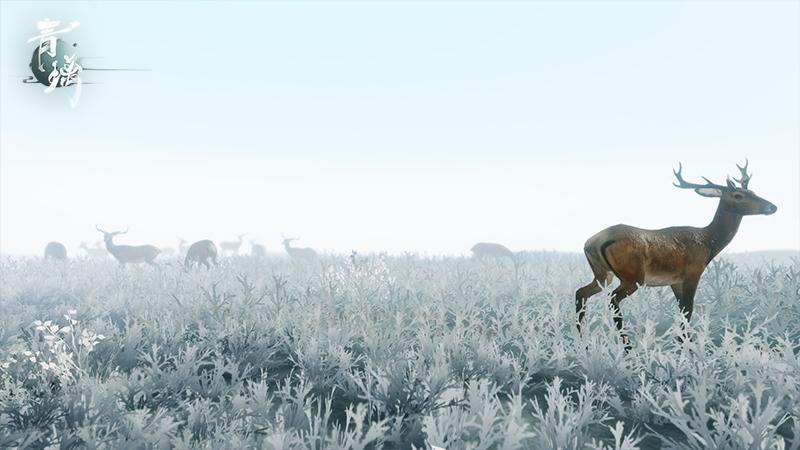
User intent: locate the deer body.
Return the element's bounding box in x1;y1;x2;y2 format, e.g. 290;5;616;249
80;241;108;259
251;241;266;257
575;162;776;348
97;226;160;266
219;234;245;254
470;242;515;261
184;240;219;269
44;241;67;260
177;237;189;255
282;237;317;260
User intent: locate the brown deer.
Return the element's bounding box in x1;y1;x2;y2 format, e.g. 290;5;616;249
96;225;161;266
575;161;776;347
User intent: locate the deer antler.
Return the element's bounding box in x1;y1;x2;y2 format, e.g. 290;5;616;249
95;224;108;234
673;163;732;192
734;159;751;189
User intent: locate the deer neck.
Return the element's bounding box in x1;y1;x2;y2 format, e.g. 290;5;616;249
703;201;743;262
104;237;119;254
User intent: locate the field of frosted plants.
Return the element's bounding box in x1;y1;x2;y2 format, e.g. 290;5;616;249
1;251;799;449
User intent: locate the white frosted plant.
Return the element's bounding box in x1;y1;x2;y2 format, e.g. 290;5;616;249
641;378;791;450
419;378;533;450
0;250;798;448
10;310;107;384
529;376;612;450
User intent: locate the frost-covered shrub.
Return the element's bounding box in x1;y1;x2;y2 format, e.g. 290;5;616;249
0;252;797;448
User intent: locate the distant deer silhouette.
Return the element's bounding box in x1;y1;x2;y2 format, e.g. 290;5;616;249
184;240;219;269
470;242;515;262
44;241;67;261
282;236;317;260
79;241;108;259
219;234;245;255
250;240;266;257
96;226;161;266
177;237;190;255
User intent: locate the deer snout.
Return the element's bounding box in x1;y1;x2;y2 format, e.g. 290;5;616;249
763;203;777;215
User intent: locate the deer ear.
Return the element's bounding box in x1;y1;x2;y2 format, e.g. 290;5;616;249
695;187;722;198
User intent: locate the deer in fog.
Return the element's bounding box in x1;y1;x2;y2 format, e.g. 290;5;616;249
184;240;219;269
44;241;67;260
282;236;318;260
96;226;161;266
79;241;108;259
219;234;245;255
250;240;266;257
470;242;515;262
575;161;776;348
177;237;190;255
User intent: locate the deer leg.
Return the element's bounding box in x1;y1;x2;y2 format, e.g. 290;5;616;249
671;279;699;343
202;259;210;269
610;282;638;350
575;280;603;332
677;281;697;322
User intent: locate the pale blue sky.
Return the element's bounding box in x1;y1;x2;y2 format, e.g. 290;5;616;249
1;1;798;255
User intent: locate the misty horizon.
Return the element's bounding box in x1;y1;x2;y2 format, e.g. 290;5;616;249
2;1;798;256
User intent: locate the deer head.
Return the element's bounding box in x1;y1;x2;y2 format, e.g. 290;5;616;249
673;160;777;216
96;225;128;243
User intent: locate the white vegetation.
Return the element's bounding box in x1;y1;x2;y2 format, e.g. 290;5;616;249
0;252;798;448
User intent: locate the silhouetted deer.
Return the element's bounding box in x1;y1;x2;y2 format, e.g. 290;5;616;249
250;240;266;257
470;242;515;261
184;240;219;269
44;241;67;260
96;226;161;266
219;234;245;255
282;236;317;260
79;241;108;259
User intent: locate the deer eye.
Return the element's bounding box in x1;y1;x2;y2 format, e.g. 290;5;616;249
733;193;744;200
